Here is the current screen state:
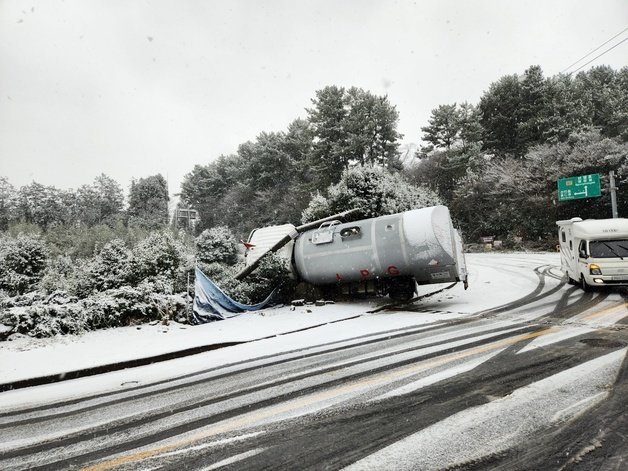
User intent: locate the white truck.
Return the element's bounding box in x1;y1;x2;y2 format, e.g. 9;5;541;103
556;217;628;291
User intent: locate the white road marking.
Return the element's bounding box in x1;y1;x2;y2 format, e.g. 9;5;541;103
201;448;266;471
551;392;607;424
150;431;264;459
520;300;628;353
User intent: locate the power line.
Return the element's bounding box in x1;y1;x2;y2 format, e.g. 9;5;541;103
567;36;628;76
561;26;628;74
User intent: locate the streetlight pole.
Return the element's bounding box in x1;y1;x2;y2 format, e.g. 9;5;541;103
609;170;618;218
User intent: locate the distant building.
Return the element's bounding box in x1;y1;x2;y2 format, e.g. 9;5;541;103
175;207;199;229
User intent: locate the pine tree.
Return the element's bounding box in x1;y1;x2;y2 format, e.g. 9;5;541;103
128;174;169;229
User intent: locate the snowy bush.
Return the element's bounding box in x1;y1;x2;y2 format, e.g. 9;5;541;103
301;166;442;223
85;239;132;292
39;256;83;295
73;234;189;297
0;227;198;338
45;223;116;259
196;261;234;284
300;192;330;225
244;252;295;303
0;233;48;295
197;252;292;305
0;282;188;338
84;285;154;329
5;221;42;238
83;282;187;329
38;240;132;298
2;295;89;338
130;231;186;285
1;291;46;308
195;226;239;265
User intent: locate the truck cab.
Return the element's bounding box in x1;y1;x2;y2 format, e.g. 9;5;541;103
557;217;628;291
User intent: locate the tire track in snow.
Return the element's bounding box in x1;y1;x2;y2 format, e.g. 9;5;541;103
0;324;545;470
478;266;565;315
161;331;628;471
343;349;627;471
0;320;454;422
4;257;627;470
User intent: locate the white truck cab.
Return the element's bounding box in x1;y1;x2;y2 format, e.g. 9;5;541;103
556;217;628;290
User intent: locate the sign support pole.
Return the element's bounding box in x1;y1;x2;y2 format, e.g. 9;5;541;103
609;170;618;218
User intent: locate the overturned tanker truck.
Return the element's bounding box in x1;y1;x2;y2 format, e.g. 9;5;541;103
240;205;468;301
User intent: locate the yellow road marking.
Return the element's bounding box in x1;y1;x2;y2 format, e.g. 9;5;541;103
82;327;556;471
581;302;628;321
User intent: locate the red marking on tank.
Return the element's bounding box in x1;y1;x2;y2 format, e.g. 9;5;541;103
387;265;400;275
360;269;370;279
336;273;342;282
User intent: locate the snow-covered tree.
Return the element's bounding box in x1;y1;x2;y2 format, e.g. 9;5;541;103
128;174;169;229
14;182;74;229
0;177;16;231
76;174;124;227
479;74;522;156
301;166;442;223
0;233;48;295
421;102;482;153
307;86;402;187
300;192;330;225
450;129;628;241
195;226;238;265
130;231;186;285
421;104;460;150
85;239;133;292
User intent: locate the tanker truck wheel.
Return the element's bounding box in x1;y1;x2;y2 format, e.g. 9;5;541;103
388;277;416;302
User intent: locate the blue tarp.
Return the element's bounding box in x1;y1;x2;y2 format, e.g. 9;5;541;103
192;267;276;324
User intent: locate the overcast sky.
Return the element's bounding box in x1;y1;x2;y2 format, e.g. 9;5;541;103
1;0;627;196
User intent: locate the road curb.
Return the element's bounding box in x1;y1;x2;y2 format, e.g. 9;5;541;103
0;342;242;393
0;314;364;393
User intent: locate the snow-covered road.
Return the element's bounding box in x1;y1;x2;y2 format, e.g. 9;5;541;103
1;252;627;470
0;252;557;390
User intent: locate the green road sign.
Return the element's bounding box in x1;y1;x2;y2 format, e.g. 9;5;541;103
557;173;601;201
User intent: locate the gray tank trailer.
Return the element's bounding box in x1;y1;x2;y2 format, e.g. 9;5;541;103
243;205;468;301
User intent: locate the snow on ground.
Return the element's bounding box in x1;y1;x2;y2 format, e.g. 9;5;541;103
344;348;627;471
0;252;560;406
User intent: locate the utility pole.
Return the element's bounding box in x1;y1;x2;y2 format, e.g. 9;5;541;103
609;170;618;218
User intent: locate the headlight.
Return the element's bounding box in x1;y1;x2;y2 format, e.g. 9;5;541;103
589;264;602;275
